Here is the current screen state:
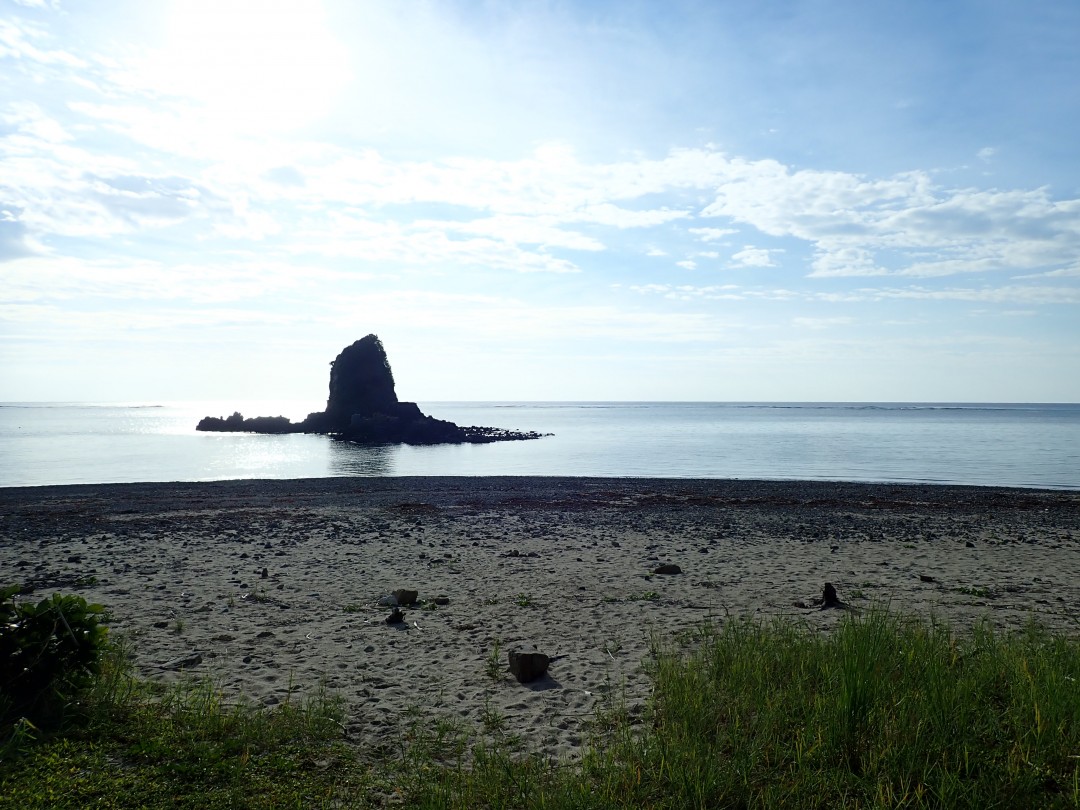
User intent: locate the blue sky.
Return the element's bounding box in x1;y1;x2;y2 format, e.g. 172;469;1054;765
2;0;1079;403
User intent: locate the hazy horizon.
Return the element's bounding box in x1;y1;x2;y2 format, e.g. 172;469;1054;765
4;399;1078;408
3;1;1079;403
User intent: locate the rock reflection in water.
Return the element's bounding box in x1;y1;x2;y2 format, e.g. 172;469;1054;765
328;441;396;476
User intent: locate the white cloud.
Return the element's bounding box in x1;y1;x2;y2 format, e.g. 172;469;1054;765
699;160;1080;280
689;226;737;242
0;255;347;305
300;145;715;218
66;101;242;162
2;101;72;143
573;203;688;229
1;4;1077;404
701;161;932;240
1015;264;1080;279
809;246;889;277
317;290;735;344
730;246;779;268
0;18;84;67
874;285;1080;305
444;215;605;251
212;208;282;241
0;208;34;261
628;283;743;301
629;279;1080;308
288;214;583;274
14;63;1080;291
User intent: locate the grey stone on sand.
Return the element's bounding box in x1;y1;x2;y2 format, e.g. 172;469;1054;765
392;588;419;606
161;652;203;670
821;582;841;608
820;582;853;610
652;563;682;575
507;649;551;683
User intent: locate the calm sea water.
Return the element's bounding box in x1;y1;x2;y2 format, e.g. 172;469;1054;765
1;401;1078;490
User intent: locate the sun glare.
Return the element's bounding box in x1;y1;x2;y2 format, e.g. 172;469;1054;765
151;0;349;132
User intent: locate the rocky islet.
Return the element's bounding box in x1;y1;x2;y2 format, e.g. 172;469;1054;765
197;335;547;445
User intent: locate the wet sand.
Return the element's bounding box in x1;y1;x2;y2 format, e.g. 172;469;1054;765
2;477;1079;760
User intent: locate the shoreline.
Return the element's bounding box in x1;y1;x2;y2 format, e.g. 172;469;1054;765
3;476;1079;760
5;472;1080;500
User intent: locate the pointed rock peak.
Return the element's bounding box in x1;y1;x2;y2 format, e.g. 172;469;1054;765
325;334;399;423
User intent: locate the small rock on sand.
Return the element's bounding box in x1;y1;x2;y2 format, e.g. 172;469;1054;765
821;582;842;608
508;649;551;683
161;653;203;670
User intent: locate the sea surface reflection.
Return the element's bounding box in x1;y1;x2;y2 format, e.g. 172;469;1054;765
328;441;396;476
3;401;1079;489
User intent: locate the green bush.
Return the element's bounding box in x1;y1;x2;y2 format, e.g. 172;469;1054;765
1;585;109;733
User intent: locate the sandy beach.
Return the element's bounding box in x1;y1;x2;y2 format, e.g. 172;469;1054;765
2;477;1079;761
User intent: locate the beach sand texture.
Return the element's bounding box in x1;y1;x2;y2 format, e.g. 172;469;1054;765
3;477;1079;761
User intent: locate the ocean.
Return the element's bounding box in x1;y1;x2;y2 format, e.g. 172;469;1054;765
1;401;1078;490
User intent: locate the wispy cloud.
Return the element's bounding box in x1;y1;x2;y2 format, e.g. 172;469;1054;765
809;247;889;278
731;246;780;268
0;18;84;68
689;227;738;243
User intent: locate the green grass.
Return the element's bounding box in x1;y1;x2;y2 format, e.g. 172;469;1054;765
0;640;362;808
4;609;1080;808
605;611;1080;808
956;585;993;598
485;639;503;682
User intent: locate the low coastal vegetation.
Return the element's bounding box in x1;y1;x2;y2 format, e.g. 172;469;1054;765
3;590;1080;808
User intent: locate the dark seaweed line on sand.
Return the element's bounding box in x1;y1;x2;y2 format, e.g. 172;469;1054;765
2;477;1077;519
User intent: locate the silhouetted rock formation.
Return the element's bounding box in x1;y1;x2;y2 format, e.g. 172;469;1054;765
196;412;294;434
325;335;400;426
197;335;546;445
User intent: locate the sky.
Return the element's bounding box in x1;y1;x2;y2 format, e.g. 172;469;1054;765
2;0;1079;404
